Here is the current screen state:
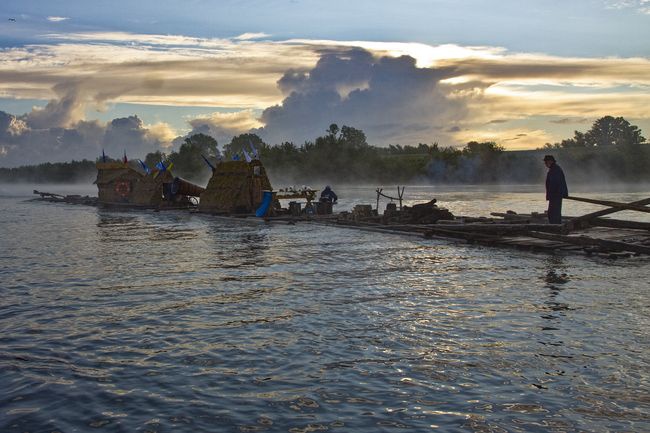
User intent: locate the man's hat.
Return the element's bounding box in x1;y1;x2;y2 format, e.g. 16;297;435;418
543;154;556;162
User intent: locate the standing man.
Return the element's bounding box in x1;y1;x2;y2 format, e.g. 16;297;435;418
544;155;568;224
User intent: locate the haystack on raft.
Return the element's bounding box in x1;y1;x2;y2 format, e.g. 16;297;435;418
199;160;273;215
95;162;204;208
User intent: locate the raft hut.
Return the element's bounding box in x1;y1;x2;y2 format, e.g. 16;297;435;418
95;162;204;209
198;160;273;215
198;159;333;217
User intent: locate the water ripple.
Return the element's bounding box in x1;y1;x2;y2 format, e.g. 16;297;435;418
1;192;649;432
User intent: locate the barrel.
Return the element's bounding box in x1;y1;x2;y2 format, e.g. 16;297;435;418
289;201;301;216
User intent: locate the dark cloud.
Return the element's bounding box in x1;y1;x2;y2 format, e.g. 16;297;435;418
488;119;509;124
258;49;467;146
102;115;163;157
0;107;169;167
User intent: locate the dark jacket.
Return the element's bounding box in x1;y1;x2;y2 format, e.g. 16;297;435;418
320;187;338;203
546;163;568;200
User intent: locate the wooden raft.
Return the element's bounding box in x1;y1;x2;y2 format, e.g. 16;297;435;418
332;195;650;258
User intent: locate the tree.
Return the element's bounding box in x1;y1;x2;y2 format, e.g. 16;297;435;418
168;133;219;181
583;116;645;147
339;125;367;150
144;150;166;169
223;133;265;159
463;141;504;155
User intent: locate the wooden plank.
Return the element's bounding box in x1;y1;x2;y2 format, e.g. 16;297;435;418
566;196;650;214
565;197;650;230
492;212;650;230
423;226;503;242
588;218;650;231
432;223;563;234
496;209;650;232
526;231;650;255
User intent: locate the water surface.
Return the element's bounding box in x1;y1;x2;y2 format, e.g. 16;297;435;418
1;185;649;432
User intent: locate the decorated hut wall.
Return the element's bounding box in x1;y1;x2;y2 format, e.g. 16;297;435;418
199;160;273;214
95;162;172;207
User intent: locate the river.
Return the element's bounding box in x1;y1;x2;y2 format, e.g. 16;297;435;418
1;184;649;432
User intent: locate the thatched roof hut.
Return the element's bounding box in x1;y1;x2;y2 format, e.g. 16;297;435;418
95;162;203;208
199;160;273;214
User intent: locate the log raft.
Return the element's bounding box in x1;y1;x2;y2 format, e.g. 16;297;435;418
329;194;650;258
31;187;650;258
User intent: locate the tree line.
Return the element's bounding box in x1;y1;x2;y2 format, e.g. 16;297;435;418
1;116;648;185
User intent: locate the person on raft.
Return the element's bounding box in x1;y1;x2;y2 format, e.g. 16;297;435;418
320;186;338;204
544;154;569;224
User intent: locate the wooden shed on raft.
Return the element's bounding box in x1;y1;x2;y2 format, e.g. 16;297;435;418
198;160;273;214
95;162;204;208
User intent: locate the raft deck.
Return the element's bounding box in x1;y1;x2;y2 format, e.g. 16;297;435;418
325;196;650;258
31;189;650;258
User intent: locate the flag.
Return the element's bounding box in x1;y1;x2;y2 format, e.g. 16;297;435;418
201;154;215;171
248;139;259;159
138;159;151;174
154;160;166;178
102;149;106;163
123;150;128;164
242;148;252;163
156;161;173;172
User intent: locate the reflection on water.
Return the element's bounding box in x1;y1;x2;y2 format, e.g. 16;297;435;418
1;189;649;432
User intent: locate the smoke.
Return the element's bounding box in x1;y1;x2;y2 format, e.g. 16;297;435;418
258;49;468;146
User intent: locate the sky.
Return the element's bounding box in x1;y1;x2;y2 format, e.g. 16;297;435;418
0;0;649;166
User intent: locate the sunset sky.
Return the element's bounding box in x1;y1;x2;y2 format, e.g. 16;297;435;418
1;0;649;166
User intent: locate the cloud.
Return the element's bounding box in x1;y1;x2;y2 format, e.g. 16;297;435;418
0;108;175;167
185;110;262;145
0;32;322;111
0;112;102;166
23;81;88;128
0;31;649;162
144;122;177;148
605;0;650;14
47;16;70;22
234;32;271;41
549;117;591;124
258;49;466;145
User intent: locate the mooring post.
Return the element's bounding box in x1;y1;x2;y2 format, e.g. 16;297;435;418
376;188;382;212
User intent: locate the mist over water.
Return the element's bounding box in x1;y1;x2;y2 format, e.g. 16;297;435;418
1;186;649;432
